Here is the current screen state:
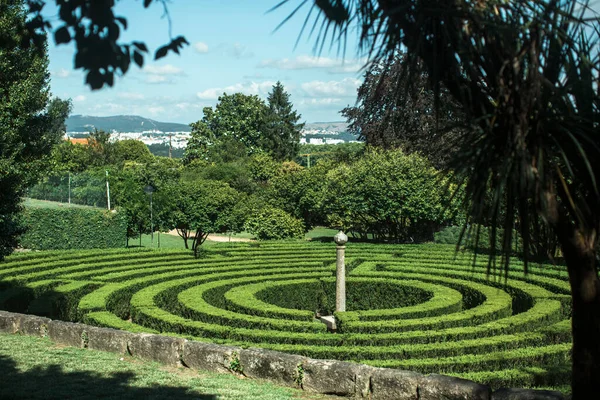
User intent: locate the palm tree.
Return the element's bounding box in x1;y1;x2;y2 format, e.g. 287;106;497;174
278;0;599;397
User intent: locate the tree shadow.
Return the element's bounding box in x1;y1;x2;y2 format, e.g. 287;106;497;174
0;354;217;400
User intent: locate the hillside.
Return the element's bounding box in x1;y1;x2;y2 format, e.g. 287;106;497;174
66;115;191;133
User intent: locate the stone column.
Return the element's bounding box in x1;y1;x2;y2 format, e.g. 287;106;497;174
333;231;348;312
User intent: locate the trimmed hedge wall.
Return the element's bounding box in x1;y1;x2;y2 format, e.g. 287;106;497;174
20;207;127;250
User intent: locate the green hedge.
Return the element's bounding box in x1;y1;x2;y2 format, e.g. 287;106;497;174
20;207;127;250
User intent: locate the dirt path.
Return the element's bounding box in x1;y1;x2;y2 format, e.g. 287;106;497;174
165;230;254;242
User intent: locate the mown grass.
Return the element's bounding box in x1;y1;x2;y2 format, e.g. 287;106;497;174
0;333;331;400
23;198;99;210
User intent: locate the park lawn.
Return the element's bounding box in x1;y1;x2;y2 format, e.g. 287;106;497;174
23;198;99;210
0;333;331;400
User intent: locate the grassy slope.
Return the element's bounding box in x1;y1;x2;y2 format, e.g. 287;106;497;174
23;198;100;210
0;333;330;400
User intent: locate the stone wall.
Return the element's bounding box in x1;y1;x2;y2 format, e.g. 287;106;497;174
0;311;567;400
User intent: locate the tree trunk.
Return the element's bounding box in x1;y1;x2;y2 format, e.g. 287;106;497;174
559;228;600;399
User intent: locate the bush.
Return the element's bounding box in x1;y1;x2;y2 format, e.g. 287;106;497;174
20;207;127;250
244;207;305;240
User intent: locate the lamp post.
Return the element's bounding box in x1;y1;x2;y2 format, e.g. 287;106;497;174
144;185;155;247
333;230;348;312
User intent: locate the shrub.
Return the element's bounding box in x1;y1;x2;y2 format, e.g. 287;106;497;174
20;207;126;250
244;207;305;240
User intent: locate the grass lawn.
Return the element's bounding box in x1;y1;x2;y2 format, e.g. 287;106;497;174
23;198;99;210
0;333;331;400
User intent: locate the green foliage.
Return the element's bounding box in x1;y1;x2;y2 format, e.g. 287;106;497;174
112;139;154;165
165;180;239;255
262;81;304;161
0;2;70;260
244;207;305;240
19;207;126;250
323;149;461;242
185;93;269;164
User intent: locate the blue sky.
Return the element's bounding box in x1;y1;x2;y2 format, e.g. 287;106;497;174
46;1;366;124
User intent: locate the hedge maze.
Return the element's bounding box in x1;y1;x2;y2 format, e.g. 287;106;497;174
0;243;571;390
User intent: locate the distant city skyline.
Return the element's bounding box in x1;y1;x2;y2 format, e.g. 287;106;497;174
46;1;366;124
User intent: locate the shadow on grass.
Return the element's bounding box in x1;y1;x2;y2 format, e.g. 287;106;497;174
0;354;217;400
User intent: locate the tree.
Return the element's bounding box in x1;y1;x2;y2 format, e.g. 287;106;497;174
288;0;599;395
341;55;464;169
113;139;154;165
23;0;188;90
167;180;238;257
0;2;69;260
322;149;458;241
184;93;269;164
262;82;304;161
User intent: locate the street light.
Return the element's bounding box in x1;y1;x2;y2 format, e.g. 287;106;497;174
144;185;155;247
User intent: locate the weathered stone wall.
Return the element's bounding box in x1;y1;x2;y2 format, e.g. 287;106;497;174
0;311;567;400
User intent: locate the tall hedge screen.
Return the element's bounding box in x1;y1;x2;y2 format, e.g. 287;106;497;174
20;207;127;250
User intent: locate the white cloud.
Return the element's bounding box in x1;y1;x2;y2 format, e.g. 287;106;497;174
55;68;72;78
196;81;276;100
143;64;184;76
117;92;145;100
73;95;86;102
260;55;367;73
148;106;165;115
299;98;344;106
145;75;172;84
301;78;361;98
193;42;209;54
142;64;184;84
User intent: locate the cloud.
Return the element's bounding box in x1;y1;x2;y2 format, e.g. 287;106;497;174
148;106;165;115
143;64;184;76
117;92;145;100
218;43;254;59
196;81;276;100
299;98;344;106
259;55;367;73
193;42;209;54
142;64;184;84
54;68;72;78
73;95;86;102
301;78;361;98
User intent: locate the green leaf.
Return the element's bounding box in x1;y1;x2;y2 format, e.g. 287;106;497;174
133;51;144;68
54;26;71;45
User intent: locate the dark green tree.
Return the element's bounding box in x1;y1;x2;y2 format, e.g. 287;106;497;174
262;82;304;161
287;0;600;395
341;55;464;169
0;2;69;260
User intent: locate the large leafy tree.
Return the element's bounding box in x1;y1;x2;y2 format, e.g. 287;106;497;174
263;82;304;161
0;2;70;260
165;180;239;257
286;0;600;396
342;55;464;169
185;93;270;163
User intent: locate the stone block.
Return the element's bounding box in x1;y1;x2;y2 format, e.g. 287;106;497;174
0;311;20;333
302;358;372;397
48;320;86;348
15;314;51;337
418;374;491;400
239;347;307;386
182;341;240;373
492;388;566;400
87;326;134;354
128;333;186;367
370;367;422;400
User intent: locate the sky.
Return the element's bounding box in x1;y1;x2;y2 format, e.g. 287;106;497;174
46;1;366;125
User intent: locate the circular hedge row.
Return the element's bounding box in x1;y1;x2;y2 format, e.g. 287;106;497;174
0;242;572;390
